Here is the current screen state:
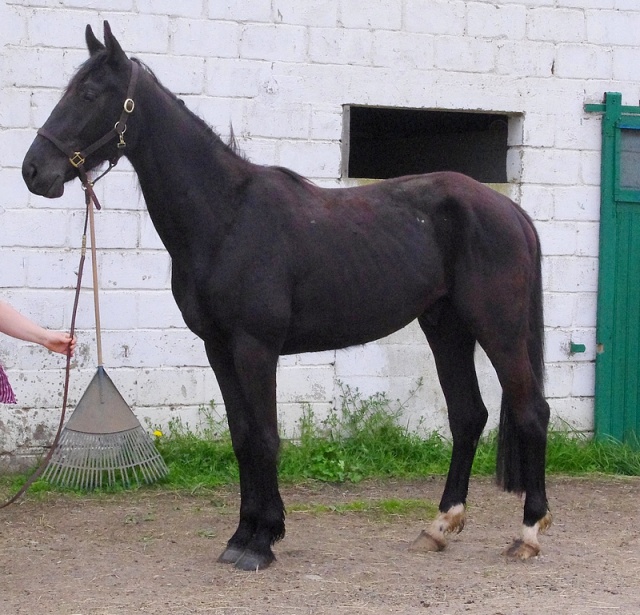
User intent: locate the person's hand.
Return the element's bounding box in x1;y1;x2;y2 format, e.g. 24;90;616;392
43;332;76;356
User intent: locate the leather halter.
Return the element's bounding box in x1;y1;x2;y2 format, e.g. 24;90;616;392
37;60;140;207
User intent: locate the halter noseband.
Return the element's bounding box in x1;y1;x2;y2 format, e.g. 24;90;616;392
37;60;140;202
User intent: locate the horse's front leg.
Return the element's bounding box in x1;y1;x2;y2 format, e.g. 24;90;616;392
205;335;284;571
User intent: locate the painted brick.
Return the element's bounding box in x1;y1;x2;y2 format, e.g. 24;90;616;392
99;251;172;290
613;47;640;82
553;186;601;222
372;31;434;70
575;222;600;258
558;0;613;7
97;169;144;212
87;211;140;249
339;0;401;30
523;113;556;147
404;0;465;36
238;138;279;165
208;0;272;22
136;291;186;329
549;397;593;432
139;214;165;250
107;14;170;54
467;3;527;40
555;115;603;151
545;256;599;293
0;168;32;210
185;96;245;137
27;10;93;49
0;209;69;248
135;367;207;406
519;185;554;220
205;58;272;98
335;344;388;378
276;365;335;403
0;249;27;286
0;89;31;128
580;150;602;186
245;101;311;139
240;24;307;62
496;41;555;77
572;293;597;328
520;148;582;185
308;28;374;66
24;250;80;289
527;8;585;43
0;2;27;47
309;105;343;141
555;44;612;79
102;329;207;368
273;0;339;27
36;0;133;9
537;221;578;256
133;53;205;95
277;140;341;179
137;0;203;18
587;9;640;46
544;292;575;328
171;18;240;58
546;363;574;398
75;290;139;331
434;36;495;73
4;48;66;89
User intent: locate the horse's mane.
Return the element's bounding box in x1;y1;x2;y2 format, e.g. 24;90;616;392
70;53;315;186
68;53;245;160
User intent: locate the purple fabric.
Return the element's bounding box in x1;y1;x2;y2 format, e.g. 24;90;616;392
0;364;16;404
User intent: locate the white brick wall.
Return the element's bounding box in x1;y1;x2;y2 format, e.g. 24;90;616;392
2;0;639;464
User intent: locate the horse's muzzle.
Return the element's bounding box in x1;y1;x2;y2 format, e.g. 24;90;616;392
22;141;68;198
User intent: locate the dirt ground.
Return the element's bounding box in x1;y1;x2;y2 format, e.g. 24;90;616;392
0;476;638;615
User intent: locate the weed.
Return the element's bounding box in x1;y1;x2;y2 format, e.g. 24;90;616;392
2;384;639;500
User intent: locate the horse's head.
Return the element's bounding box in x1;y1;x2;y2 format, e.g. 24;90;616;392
23;22;136;198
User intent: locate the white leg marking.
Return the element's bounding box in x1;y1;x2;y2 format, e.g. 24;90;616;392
504;511;552;559
409;503;466;553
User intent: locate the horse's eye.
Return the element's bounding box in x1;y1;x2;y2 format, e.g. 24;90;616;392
81;89;97;102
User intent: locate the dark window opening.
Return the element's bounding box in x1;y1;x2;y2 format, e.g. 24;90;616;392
345;106;509;183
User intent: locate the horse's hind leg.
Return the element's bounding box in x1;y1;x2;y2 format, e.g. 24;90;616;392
489;344;552;559
204;335;284;571
410;302;488;553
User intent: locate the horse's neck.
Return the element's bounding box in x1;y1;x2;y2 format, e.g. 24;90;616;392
126;82;250;255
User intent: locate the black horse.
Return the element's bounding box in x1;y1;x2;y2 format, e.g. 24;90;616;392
22;23;551;571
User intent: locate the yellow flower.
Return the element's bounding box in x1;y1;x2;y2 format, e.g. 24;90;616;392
153;430;163;438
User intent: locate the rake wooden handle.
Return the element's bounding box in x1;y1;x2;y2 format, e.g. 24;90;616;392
87;197;103;367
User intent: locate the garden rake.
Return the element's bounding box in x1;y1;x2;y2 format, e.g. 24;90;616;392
43;194;168;490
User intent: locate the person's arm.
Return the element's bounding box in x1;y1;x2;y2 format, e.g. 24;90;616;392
0;301;76;356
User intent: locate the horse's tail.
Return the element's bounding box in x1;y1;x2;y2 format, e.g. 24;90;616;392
496;213;545;494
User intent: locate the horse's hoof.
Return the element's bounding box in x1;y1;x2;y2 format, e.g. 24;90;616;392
408;530;446;553
502;538;539;560
233;549;275;571
217;546;245;565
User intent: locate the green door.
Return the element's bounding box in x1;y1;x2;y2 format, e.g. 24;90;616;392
587;93;640;445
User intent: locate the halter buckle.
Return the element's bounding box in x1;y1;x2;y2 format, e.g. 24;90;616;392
115;122;127;149
124;98;135;113
69;152;85;168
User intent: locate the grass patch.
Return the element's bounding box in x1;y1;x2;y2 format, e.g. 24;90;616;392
2;383;639;499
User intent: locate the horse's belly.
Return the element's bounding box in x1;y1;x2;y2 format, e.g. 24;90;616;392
282;273;444;354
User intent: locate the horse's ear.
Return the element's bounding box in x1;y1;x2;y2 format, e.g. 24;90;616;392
85;25;105;56
103;21;128;68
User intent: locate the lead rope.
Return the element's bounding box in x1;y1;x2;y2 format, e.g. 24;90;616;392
0;187;95;508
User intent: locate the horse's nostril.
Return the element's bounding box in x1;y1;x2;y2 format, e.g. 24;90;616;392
23;162;37;183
